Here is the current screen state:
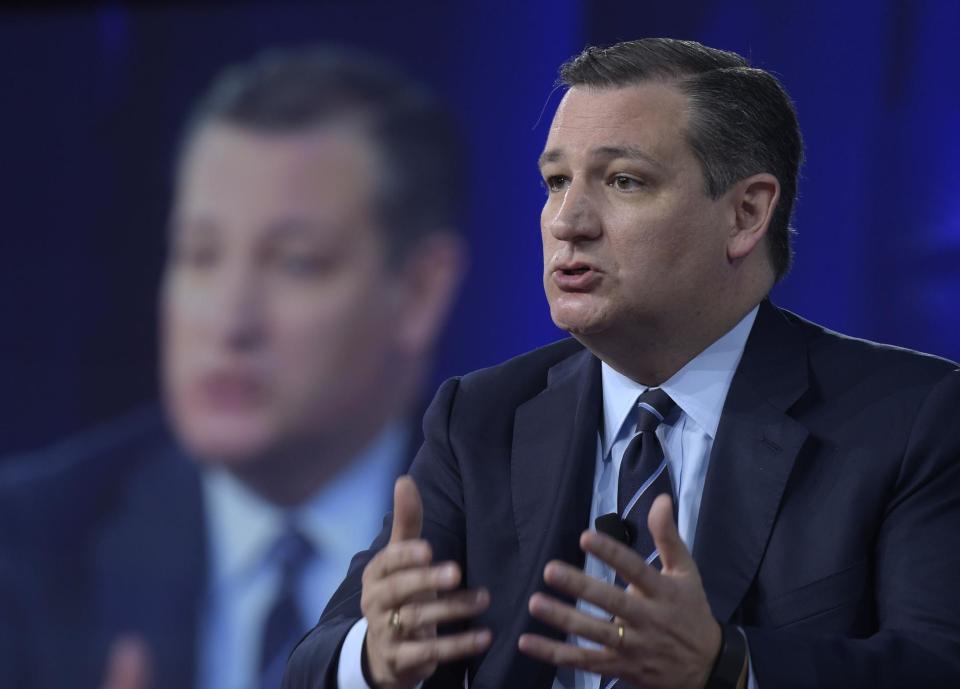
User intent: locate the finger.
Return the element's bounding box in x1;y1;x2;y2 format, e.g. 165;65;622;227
518;633;613;674
648;494;693;574
393;628;492;668
527;592;622;649
541;561;646;625
100;635;152;689
367;561;461;611
401;588;490;630
363;540;433;583
390;475;423;544
579;530;662;597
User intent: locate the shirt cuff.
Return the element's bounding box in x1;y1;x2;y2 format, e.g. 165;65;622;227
337;618;372;689
336;618;424;689
737;626;758;689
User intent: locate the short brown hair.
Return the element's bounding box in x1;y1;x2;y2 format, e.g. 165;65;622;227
560;38;803;281
179;45;464;265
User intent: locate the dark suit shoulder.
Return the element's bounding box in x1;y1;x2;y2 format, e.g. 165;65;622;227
781;308;958;394
0;406;188;550
455;337;585;400
0;406;172;486
428;338;589;443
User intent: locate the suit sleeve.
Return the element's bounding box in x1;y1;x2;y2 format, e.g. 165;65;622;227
283;378;470;689
744;369;960;688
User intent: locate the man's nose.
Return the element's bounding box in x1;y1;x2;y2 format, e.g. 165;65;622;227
544;180;602;242
208;267;265;351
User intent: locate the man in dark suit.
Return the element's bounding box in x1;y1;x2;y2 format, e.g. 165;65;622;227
282;38;960;689
0;46;464;689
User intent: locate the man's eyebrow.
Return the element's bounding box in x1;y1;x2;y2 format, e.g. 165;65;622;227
537;145;664;170
594;145;664;169
167;211;215;238
538;149;563;169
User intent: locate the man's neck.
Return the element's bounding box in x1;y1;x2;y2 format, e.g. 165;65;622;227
226;414;405;507
581;299;765;387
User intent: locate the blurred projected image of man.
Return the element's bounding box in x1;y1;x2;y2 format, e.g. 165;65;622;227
0;46;465;689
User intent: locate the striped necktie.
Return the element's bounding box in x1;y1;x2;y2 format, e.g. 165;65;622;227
617;387;676;567
601;388;676;689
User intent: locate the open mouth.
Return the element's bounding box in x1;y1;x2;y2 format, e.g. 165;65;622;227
552;264;600;291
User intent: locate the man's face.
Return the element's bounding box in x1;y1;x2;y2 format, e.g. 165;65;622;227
539;83;734;340
162;123;406;466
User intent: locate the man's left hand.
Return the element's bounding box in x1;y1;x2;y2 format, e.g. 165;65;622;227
518;494;724;689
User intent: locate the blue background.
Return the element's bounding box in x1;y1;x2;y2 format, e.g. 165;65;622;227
1;0;957;455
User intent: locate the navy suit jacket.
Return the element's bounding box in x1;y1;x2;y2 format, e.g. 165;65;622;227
284;302;960;688
0;409;418;689
0;410;206;689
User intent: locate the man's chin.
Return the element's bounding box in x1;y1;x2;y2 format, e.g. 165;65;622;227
551;313;607;337
174;424;276;467
549;300;610;337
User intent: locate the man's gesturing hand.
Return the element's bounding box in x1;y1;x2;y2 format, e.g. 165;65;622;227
519;494;735;689
361;476;491;689
99;636;152;689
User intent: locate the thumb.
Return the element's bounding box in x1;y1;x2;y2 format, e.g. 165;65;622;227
648;494;693;574
389;475;423;543
100;635;152;689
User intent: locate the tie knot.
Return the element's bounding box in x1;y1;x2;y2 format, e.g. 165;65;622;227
634;388;675;432
270;525;313;578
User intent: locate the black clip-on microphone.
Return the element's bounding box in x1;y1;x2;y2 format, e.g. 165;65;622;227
594;512;632;545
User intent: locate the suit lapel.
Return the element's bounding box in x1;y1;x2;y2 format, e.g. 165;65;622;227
496;346;601;689
693;301;810;623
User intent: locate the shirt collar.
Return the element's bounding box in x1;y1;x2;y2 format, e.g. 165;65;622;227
600;305;759;457
298;422;406;567
202;422;408;586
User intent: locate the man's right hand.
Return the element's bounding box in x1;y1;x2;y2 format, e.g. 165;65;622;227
360;476;491;689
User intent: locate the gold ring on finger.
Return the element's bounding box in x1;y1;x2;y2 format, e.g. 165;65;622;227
389;608;403;636
616;623;625;649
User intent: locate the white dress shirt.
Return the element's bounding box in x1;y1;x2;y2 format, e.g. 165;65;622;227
339;306;759;689
197;422;406;689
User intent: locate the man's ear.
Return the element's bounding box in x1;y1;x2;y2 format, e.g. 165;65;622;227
727;173;779;261
392;232;467;357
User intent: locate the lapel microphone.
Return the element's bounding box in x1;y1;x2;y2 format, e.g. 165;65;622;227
595;512;632;545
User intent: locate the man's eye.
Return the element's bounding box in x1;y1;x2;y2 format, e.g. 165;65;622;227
609;174;644;191
543;175;569;193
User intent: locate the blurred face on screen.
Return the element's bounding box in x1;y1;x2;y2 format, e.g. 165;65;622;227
161;122;410;470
